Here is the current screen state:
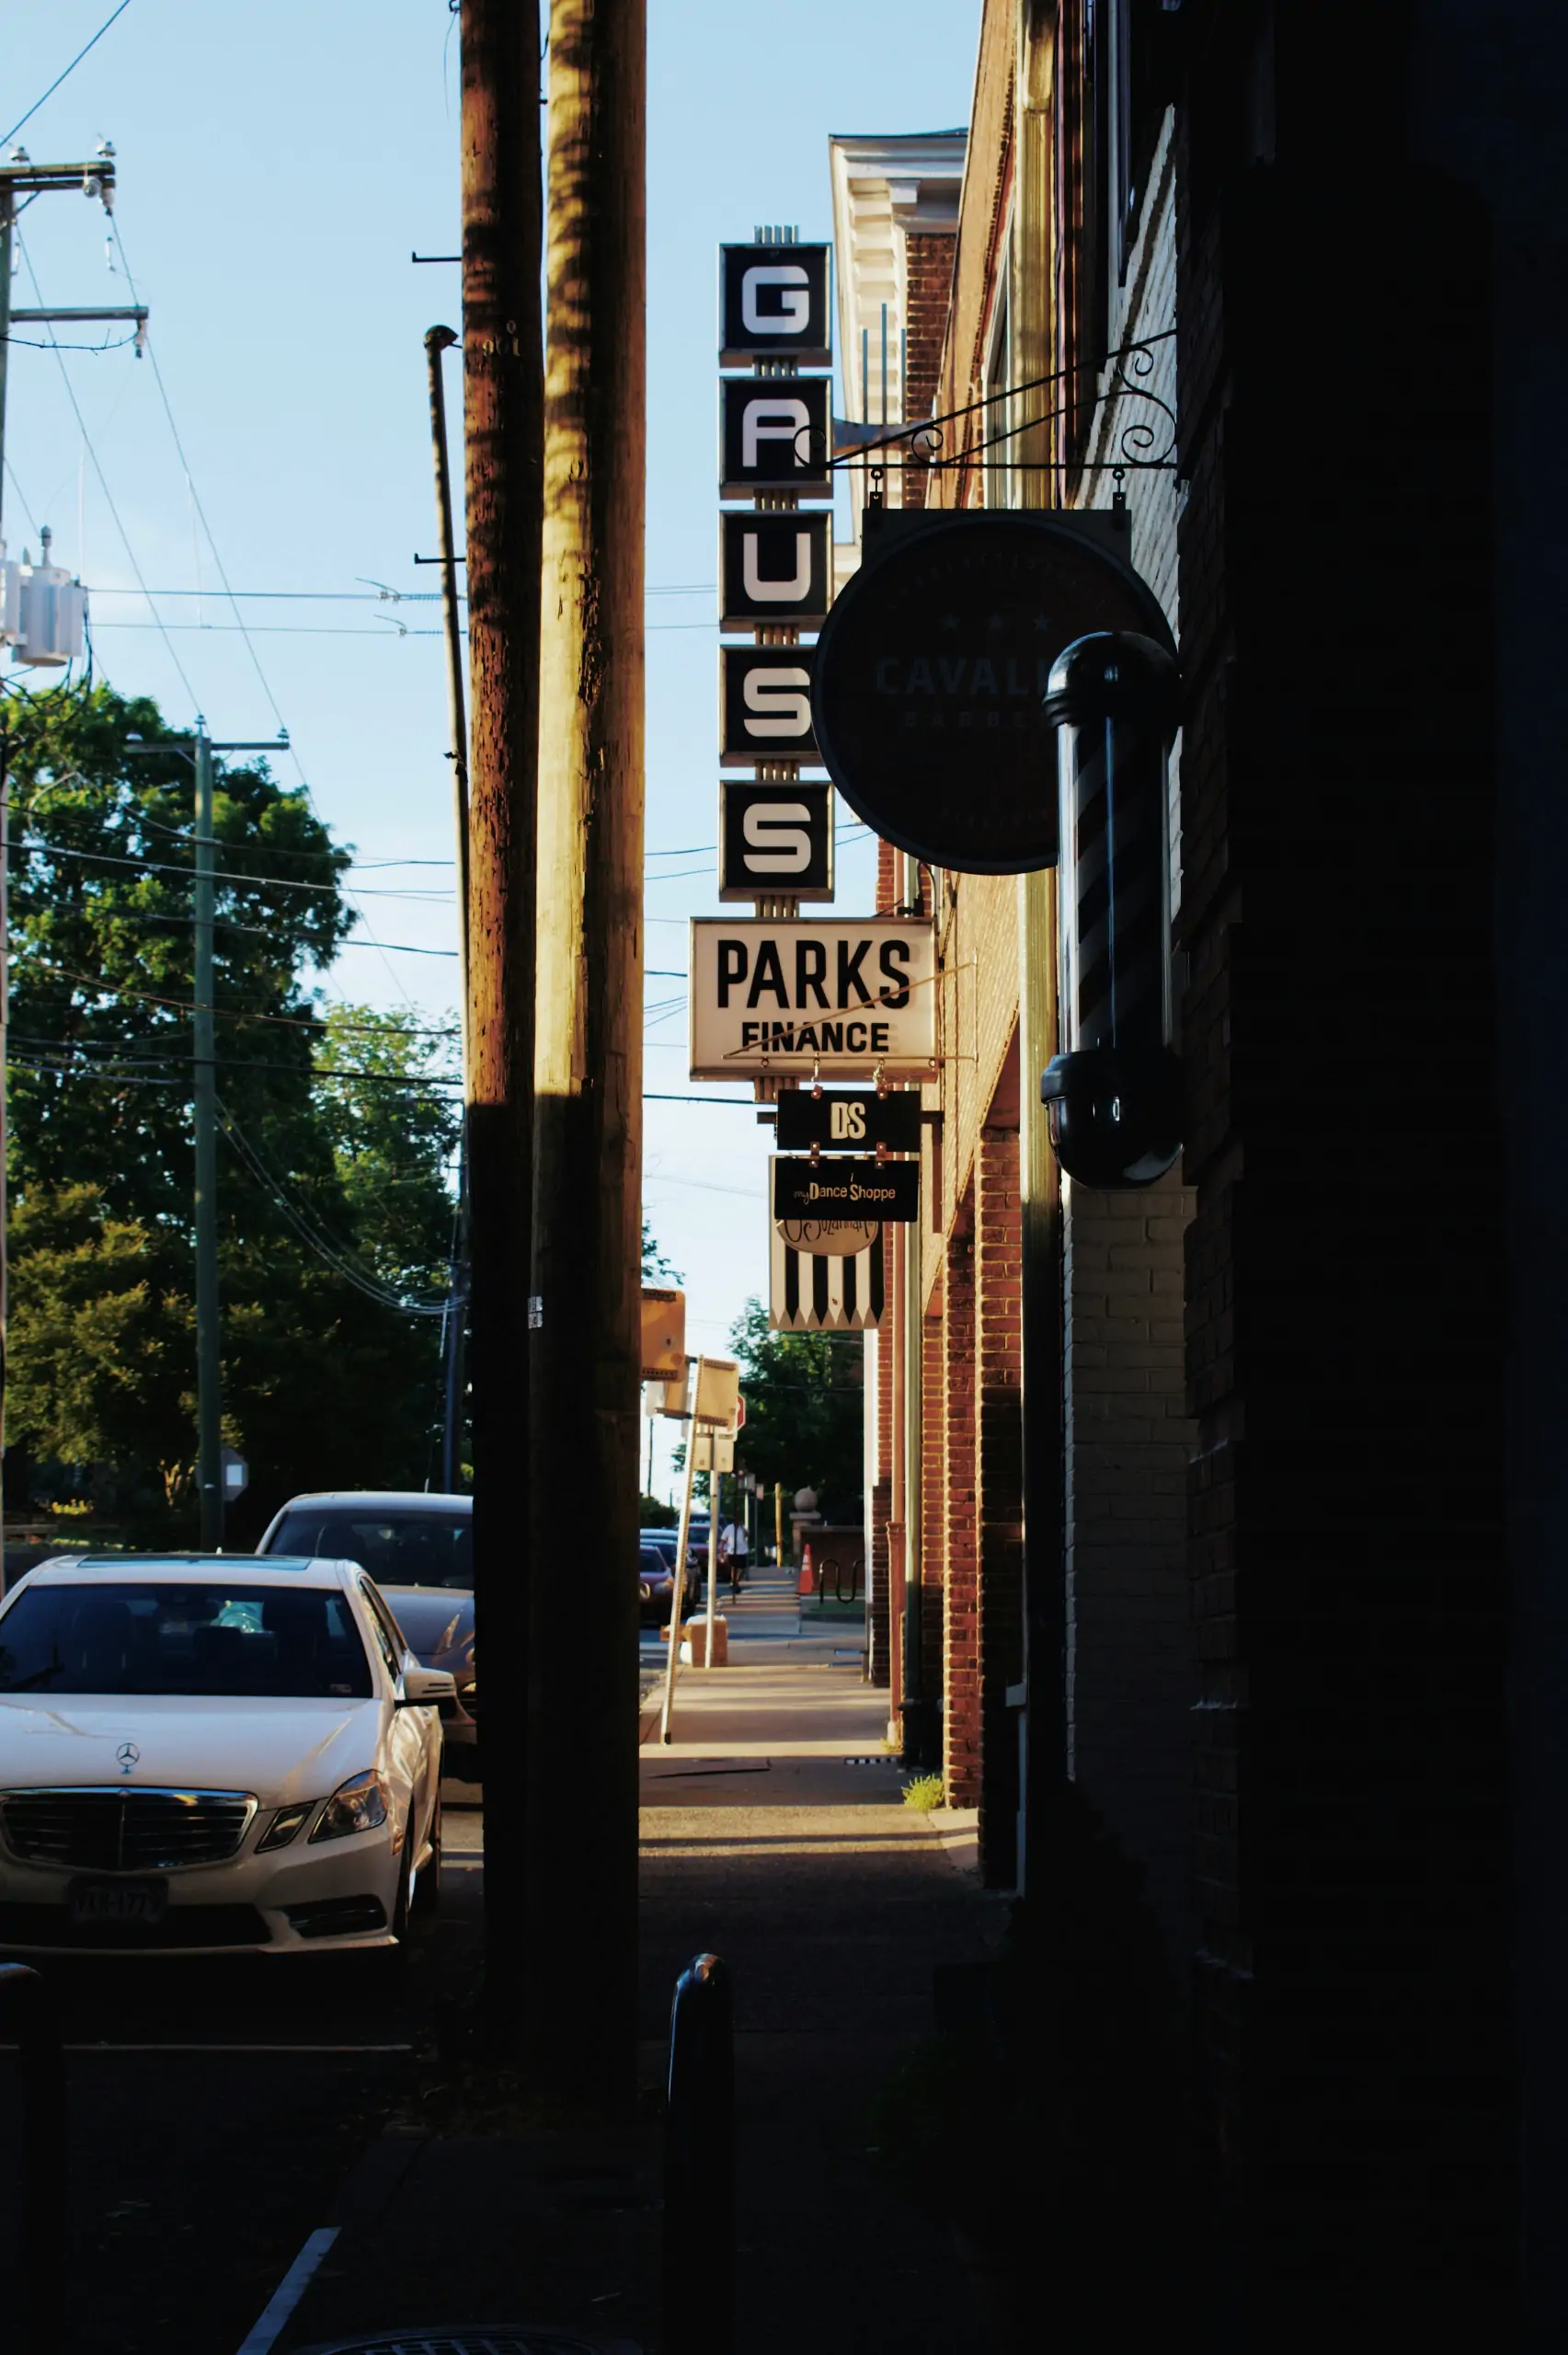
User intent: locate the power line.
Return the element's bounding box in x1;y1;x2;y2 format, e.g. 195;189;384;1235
215;1102;451;1317
16;234;200;708
1;0;133;146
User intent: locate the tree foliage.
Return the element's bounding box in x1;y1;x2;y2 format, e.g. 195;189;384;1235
727;1297;864;1519
2;684;460;1536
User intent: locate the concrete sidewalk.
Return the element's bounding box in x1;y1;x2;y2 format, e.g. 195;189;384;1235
273;1587;1001;2353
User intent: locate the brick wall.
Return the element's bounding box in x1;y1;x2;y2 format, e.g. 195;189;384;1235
900;231;953;511
1062;1171;1195;1965
943;1201;979;1804
1173;15;1514;2326
977;1126;1024;1881
921;1282;946;1732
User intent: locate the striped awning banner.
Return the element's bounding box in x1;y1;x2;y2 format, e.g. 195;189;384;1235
769;1224;885;1331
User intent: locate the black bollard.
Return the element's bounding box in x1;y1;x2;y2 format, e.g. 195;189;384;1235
663;1953;733;2355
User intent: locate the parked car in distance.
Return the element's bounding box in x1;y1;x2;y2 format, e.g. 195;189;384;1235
258;1493;477;1767
639;1542;684;1626
258;1491;471;1589
0;1555;450;1956
642;1528;679;1569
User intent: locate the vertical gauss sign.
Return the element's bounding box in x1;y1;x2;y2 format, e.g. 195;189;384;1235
719;780;833;902
719;244;831;368
720;511;831;631
720;646;819;765
720;377;831;499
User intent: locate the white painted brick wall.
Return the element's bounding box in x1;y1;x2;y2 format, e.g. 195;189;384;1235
1061;120;1197;1974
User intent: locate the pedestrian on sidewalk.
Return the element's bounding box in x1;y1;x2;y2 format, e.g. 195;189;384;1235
720;1517;749;1600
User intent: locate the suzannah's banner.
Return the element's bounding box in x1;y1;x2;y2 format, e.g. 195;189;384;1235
769;1223;884;1331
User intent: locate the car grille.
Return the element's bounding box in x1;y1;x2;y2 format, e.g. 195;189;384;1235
0;1787;257;1874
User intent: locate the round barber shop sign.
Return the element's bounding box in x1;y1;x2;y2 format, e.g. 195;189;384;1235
811;512;1173;875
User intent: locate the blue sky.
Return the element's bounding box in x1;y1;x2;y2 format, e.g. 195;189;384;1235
3;0;980;1498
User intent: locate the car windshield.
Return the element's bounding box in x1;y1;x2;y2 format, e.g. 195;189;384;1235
380;1590;472;1655
0;1583;374;1699
269;1510;471;1589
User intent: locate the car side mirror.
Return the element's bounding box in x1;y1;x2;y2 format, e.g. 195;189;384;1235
398;1665;457;1707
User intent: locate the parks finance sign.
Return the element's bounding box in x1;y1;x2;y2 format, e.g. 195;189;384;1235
689;917;935;1081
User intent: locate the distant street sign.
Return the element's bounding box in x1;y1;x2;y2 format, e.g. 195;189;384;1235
640;1287;686;1382
720;646;820;765
693;1356;741;1429
719;780;833;901
720;510;831;631
734;1393;746;1432
719;243;831;368
221;1446;248;1500
775;1087;922;1153
773;1155;920;1223
689;917;936;1079
692;1430;736;1474
720;375;831;498
810;512;1173;873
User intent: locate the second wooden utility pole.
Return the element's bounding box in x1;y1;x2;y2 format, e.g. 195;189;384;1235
531;0;647;2108
461;0;544;2004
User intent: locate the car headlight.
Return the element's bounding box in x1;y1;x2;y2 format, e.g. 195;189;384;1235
308;1768;389;1843
258;1802;315;1853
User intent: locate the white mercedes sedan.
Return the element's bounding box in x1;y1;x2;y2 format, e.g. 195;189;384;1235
0;1556;452;1957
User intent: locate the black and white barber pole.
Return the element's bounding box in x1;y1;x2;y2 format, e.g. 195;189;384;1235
1040;632;1183;1188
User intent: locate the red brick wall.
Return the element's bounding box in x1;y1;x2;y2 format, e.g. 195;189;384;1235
900;231;954;512
921;1283;946;1713
943;1198;979;1804
976;1125;1024;1881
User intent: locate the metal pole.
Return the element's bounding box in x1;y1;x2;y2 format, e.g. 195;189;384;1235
705;1458;719;1648
193;724;223;1549
660;1356;704;1744
425;324;472;1498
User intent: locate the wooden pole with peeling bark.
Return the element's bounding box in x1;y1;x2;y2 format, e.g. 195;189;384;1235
530;0;647;2108
460;0;544;2005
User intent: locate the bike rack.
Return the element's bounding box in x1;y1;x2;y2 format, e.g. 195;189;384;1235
664;1952;734;2355
0;1964;65;2355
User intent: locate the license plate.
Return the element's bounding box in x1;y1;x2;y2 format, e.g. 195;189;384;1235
67;1878;168;1928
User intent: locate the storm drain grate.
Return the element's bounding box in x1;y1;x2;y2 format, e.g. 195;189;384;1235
843;1755;899;1767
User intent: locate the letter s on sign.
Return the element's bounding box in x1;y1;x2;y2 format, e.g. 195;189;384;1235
742;264;810;336
743;667;812;739
743;801;811;874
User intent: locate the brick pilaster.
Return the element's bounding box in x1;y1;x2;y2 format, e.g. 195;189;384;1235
976;1126;1024;1883
943;1200;979;1803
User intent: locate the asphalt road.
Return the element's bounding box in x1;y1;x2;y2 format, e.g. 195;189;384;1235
0;1771;486;2355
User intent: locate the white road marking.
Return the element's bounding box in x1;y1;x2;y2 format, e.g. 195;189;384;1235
235;2224;339;2353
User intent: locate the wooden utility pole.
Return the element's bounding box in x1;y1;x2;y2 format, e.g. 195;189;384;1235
531;0;647;2108
460;0;544;2000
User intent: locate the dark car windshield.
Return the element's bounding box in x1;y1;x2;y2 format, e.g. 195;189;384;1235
268;1510;471;1589
0;1583;373;1699
640;1546;673;1576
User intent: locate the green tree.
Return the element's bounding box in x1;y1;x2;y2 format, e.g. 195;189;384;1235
641;1218;681;1282
727;1297;864;1520
2;684;460;1534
